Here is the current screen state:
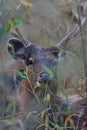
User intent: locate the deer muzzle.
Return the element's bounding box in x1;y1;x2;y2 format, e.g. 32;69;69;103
38;72;52;84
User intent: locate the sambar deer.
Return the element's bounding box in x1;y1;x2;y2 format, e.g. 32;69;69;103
7;31;63;130
6;2;87;130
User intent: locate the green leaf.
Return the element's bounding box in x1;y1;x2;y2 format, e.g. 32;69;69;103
45;93;51;102
11;16;23;26
0;25;6;37
40;108;51;119
6;16;23;31
7;43;18;59
18;69;28;80
7;43;14;49
26;111;37;119
6;20;12;32
41;110;46;119
43;66;54;78
45;115;49;129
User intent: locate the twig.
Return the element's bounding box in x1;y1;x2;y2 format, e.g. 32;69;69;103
77;3;87;105
0;111;28;120
0;52;7;117
11;27;28;48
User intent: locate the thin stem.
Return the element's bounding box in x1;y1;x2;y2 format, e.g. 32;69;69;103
77;8;87;105
0;52;6;117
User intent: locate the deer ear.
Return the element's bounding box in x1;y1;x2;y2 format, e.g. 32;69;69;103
7;38;26;60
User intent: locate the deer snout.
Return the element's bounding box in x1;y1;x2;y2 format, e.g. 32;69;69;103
38;72;52;84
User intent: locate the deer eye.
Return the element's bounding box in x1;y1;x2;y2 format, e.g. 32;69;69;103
26;58;34;66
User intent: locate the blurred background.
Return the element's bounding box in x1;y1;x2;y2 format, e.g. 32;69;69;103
0;0;87;129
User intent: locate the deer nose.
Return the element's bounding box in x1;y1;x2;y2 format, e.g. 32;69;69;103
38;72;52;84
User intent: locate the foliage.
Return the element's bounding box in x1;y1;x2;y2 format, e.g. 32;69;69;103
18;69;28;80
6;16;23;32
19;0;32;8
0;16;23;38
0;0;87;130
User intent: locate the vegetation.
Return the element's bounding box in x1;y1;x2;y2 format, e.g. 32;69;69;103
0;0;87;130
